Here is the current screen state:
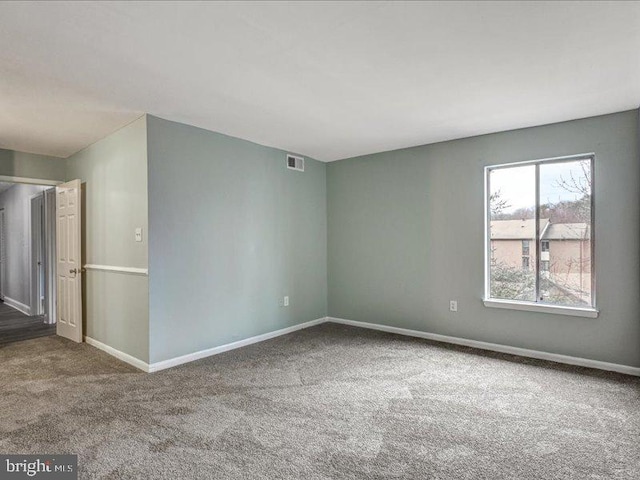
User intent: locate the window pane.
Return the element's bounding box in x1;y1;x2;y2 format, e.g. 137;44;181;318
539;160;592;307
489;165;536;302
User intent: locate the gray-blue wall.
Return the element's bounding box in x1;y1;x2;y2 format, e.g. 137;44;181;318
0;148;66;181
66;116;149;363
147;116;327;363
327;110;640;368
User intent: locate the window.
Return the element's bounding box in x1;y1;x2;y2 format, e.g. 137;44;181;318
486;154;595;313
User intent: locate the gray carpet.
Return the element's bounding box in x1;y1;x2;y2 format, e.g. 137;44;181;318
1;323;639;479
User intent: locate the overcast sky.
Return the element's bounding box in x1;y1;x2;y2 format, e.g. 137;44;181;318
490;160;588;213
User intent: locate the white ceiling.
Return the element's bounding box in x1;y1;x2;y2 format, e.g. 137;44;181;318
0;1;639;161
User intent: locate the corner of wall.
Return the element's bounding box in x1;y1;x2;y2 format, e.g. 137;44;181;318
67;114;151;364
145;116;328;364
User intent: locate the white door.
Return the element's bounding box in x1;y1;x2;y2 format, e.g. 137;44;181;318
56;179;82;342
0;209;4;300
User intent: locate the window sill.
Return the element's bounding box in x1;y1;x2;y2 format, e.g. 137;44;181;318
483;299;599;318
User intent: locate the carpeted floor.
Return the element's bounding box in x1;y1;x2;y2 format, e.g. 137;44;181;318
1;323;639;479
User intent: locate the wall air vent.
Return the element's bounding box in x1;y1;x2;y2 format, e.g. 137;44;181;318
286;154;304;172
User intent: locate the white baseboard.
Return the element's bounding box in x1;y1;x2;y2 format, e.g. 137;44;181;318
327;317;640;377
84;336;150;372
148;317;327;373
85;318;326;373
4;296;31;316
84;315;640;377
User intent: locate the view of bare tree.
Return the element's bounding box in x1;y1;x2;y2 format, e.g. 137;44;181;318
553;159;591;196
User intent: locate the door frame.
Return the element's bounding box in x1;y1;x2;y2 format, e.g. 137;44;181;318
44;188;57;324
0;208;5;301
28;187;60;322
0;175;60;187
30;192;45;316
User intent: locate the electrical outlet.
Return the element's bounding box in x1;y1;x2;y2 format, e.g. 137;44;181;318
449;300;458;312
284;296;289;307
135;227;143;242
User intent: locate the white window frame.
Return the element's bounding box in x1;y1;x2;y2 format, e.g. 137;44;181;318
483;153;598;318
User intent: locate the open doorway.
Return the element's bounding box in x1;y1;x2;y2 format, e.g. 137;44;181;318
0;181;57;346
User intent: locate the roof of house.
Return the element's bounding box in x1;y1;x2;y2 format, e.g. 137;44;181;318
490;218;549;240
542;223;590;240
490;219;590;240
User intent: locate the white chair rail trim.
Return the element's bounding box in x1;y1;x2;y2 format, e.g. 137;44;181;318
84;264;148;276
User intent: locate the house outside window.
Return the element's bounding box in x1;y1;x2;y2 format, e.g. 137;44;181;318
486;154;595;314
